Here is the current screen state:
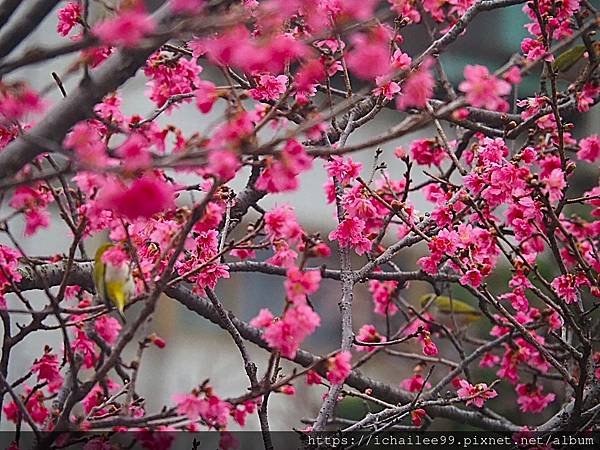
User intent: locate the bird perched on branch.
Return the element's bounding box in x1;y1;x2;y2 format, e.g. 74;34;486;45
552;41;600;83
420;294;482;330
93;243;135;323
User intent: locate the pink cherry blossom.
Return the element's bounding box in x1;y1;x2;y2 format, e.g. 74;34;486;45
324;156;362;185
195;79;218;113
420;331;438;356
261;304;320;358
97;175;175;220
306;370;322;385
355;324;385;352
456;379;498;408
541;168;566;203
9;185;51;236
516;383;555;413
326;351;352;384
94;7;155;48
144;52;202;108
0;82;45;121
368;279;399;316
577;135;600;163
479;352;501;368
400;374;431;392
410;139;446;167
250;308;274;328
3;400;20;423
284;267;321;304
57;2;82;37
328;217;372;255
64;122;108;168
460;268;483;288
256;140;313;193
23;388;49;424
264;205;304;244
31;351;63;393
0;245;21;292
521;37;551;62
72;330;98;369
94;316;122;345
207;149;241;181
550;274;580;304
346;27;392;80
173;393;205;421
396;58;435;110
503;66;522;84
577;82;600;112
373;78;401;100
411;409;427;427
459;65;511;111
391;50;412;70
249;74;288;101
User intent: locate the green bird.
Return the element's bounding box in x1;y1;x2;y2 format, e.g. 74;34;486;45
552;42;599;83
420;294;482;329
93;243;134;323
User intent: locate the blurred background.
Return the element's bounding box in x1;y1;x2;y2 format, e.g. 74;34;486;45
0;0;598;431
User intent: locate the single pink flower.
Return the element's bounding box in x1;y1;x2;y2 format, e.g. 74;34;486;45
262;304;320;358
346;27;392;80
479;352;501;368
550;274;579;304
256;140;313;193
195;79;218;113
459;65;511;111
284;267;321;304
249;74;288;101
541;168;566;203
195;263;230;291
368;279;400;316
326;351;352;384
355;324;386;352
207;149;241;181
456;379;498;408
97;175;175;220
516;383;555;413
173;393;204;421
400;374;431;392
57;2;82;36
306;370;323;385
577;135;600;163
410;139;446;167
94;8;155;47
411;408;427;427
324;156;362;185
31;351;63;393
576;82;600;112
94;316;122;345
396;58;435;110
420;331;438;356
460;268;483;288
373;78;401;100
264;205;304;243
328;216;372;255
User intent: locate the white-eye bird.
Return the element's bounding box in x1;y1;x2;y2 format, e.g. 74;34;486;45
93;243;134;323
420;294;482;330
552;42;600;83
